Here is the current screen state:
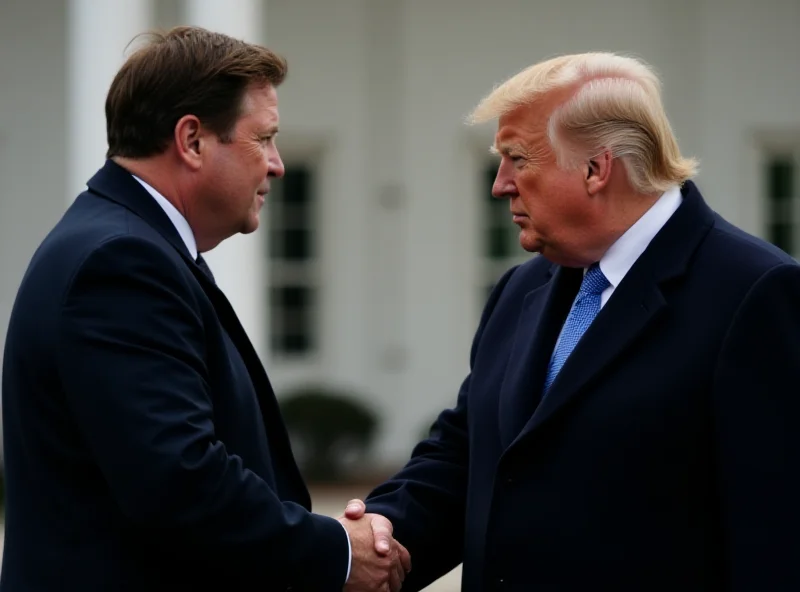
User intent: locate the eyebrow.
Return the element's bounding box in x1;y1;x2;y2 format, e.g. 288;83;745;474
490;142;525;156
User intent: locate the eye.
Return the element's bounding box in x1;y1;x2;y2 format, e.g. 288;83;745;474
508;154;525;167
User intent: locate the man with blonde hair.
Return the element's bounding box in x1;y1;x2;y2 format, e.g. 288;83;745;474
343;52;800;590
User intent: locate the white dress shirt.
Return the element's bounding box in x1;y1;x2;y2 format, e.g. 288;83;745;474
552;185;683;352
132;175;198;259
598;184;683;307
131;174;354;584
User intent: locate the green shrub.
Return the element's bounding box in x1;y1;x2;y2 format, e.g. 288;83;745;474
279;387;379;483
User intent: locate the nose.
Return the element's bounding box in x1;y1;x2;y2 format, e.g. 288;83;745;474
491;158;517;199
268;147;285;179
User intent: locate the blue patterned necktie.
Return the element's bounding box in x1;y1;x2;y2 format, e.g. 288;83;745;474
543;263;610;392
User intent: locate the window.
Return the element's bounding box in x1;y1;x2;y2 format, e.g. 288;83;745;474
268;164;318;357
764;152;798;257
480;161;529;300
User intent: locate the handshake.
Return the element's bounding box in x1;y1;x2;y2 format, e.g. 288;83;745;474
337;499;412;592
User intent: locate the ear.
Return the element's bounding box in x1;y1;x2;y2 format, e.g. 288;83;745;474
584;149;613;195
173;115;205;171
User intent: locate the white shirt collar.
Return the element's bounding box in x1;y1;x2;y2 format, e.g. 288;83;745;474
131;175;198;260
598;185;683;290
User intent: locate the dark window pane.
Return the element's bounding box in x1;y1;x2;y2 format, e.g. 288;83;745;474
770;194;792;222
282;204;310;229
269;286;315;355
270;333;284;352
281;286;311;309
483;162;515;259
487;226;509;259
267;165;313;261
768;159;794;199
282;333;310;353
485;164;497;202
269;229;283;259
490;200;508;225
769;223;793;254
765;157;796;253
266;162;316;357
281;166;311;205
283;229;311;260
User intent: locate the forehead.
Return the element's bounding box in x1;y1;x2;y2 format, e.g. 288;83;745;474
494;105;547;151
238;84;279;128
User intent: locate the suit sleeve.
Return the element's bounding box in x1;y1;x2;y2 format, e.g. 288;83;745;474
712;262;800;591
57;236;348;591
364;265;519;591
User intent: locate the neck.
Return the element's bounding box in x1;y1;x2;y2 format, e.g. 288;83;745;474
112;155;189;218
589;185;661;263
112;156;227;254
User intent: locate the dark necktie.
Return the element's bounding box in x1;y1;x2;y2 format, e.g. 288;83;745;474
195;254;216;284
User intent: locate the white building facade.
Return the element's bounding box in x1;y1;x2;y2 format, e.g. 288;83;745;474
1;0;799;469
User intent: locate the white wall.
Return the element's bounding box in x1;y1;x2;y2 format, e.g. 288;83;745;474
0;0;798;469
263;0;371;386
699;0;800;234
264;0;418;463
0;0;68;392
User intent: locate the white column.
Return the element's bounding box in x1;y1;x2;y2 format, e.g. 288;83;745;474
363;0;412;466
183;0;269;362
67;0;154;202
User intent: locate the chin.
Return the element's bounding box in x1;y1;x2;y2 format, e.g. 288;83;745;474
519;232;543;254
240;217;260;234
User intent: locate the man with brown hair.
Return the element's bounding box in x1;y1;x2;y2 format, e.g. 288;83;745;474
0;26;409;592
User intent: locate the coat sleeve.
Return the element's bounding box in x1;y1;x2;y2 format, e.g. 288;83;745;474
364;265;519;591
57;235;348;591
712;262;800;590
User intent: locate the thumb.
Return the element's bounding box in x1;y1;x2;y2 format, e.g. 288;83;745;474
370;514;393;555
343;498;366;520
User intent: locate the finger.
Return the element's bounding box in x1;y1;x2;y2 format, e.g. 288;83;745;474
389;563;403;592
396;541;412;574
370;515;394;555
394;553;406;585
343;498;366;519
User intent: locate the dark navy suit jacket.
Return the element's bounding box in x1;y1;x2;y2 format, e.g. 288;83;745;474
1;160;347;591
366;181;800;591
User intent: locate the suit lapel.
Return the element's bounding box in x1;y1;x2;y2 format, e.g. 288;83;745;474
497;264;582;448
505;180;716;452
188;267;309;503
514;273;667;444
85;160;194;260
85;160;309;502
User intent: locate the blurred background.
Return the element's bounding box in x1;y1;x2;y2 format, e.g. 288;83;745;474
0;0;798;588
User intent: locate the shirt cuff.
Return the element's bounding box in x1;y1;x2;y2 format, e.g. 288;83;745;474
339;520;352;583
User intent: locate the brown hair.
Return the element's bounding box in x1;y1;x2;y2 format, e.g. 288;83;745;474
105;25;288;158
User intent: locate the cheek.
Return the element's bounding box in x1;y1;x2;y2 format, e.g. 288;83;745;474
517;174;546;215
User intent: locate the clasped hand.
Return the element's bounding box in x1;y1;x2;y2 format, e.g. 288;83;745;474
337;499;411;592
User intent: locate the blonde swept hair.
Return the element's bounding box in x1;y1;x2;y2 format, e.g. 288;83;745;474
468;52;698;194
